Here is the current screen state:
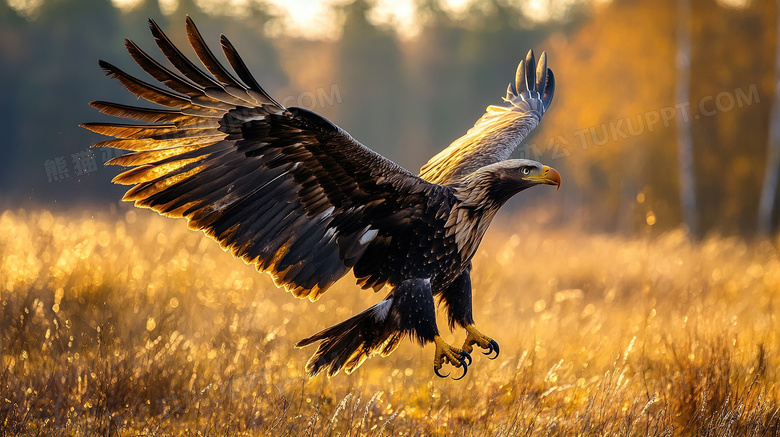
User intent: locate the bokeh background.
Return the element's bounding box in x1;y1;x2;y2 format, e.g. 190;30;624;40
3;2;780;434
1;0;776;238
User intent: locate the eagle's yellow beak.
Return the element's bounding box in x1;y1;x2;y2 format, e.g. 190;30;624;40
522;165;561;190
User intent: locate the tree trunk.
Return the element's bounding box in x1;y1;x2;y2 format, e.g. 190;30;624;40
758;0;780;235
675;0;698;237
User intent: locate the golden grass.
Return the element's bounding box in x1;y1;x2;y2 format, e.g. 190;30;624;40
1;208;779;436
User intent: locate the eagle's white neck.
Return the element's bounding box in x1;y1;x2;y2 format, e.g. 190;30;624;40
445;174;504;262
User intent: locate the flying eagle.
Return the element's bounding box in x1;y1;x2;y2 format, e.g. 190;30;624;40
83;18;560;379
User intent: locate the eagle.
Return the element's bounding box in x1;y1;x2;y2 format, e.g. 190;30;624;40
83;17;560;379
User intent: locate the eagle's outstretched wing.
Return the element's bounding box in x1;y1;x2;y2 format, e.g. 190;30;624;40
418;50;555;185
83;17;445;301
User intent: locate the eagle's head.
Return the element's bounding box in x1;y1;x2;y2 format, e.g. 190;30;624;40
453;159;560;212
500;159;561;189
458;159;559;205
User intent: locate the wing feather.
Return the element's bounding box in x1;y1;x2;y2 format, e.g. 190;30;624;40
98;60;190;107
148;19;224;89
183;17;252;95
219;34;281;107
419;49;555;185
85;18;451;301
124;38;207;100
88;101;197;125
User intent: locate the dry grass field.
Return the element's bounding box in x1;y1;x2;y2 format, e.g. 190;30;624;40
1;208;779;436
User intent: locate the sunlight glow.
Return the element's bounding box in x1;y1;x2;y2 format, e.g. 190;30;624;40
6;0;44;18
716;0;750;8
370;0;417;37
265;0;340;40
110;0;144;12
442;0;471;16
194;0;253;17
104;0;588;39
515;0;585;23
158;0;179;16
525;0;553;22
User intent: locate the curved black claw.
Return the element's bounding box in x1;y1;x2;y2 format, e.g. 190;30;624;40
452;357;469;380
434;365;450;378
483;340;500;360
461;351;472;366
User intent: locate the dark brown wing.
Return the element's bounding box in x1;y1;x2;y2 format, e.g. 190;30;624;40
83;17;449;301
419;50;555;185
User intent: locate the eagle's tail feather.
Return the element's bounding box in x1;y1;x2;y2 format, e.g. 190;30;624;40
295;297;401;377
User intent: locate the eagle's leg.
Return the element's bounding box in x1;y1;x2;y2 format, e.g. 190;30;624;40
439;266;500;360
297;277;469;377
391;278;470;379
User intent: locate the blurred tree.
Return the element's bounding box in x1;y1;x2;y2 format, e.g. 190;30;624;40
407;0;553;172
690;0;773;234
114;0;168;40
675;0;698;237
332;0;406;164
0;1;29;203
759;0;780;235
533;0;678;232
11;0;124;204
533;0;774;235
3;0;774;237
405;0;466;169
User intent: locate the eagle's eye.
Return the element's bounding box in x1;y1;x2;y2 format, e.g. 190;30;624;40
521;167;531;175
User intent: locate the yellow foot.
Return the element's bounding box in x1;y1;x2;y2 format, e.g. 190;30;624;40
462;325;500;360
433;335;472;380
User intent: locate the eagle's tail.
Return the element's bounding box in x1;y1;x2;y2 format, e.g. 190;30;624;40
295;297;402;377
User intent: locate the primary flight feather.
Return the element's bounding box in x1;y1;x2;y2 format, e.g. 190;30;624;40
84;17;561;379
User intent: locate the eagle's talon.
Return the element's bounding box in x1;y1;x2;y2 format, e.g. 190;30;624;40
463;325;498;360
461;350;472;366
433;335;469;380
485;339;500;359
452;361;468;380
